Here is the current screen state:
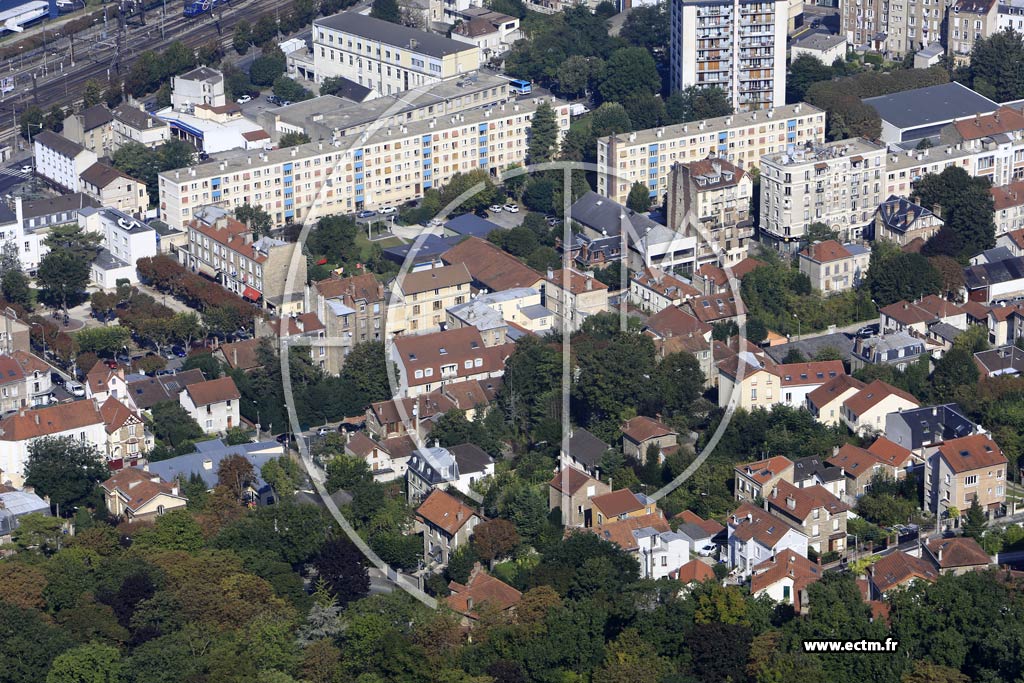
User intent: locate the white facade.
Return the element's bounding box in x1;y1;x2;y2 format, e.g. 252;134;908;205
669;0;788;112
636;529;690;580
171;67;227;112
32;132;98;193
727;519;808;577
180;390;240;434
79;208;158;287
0;408;106;488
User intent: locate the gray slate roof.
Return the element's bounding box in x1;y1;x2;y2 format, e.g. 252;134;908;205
316;12;475;58
863;82;998;130
141;439;284;492
448;442;493;475
564;428;610;468
570;191;660;239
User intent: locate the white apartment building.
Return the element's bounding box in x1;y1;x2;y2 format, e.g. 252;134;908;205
0;401;106;488
312;12;480;96
179;377;241;434
112;104;171;149
883;143;980;199
171;66;226;112
32;130;98;192
759;138;886;253
597;103;825;206
158;97;569;229
999;0;1024;31
842;0;952;57
79;207;159;288
669;0;788;112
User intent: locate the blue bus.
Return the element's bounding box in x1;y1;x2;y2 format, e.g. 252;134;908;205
509;79;532;96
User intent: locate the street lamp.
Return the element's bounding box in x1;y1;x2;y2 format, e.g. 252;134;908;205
792;312;801;341
252;399;261;436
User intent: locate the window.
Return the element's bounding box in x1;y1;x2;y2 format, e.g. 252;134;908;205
205;420;213;428
964;474;978;486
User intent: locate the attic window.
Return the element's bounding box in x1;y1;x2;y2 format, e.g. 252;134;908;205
829;371;837;377
800;373;808;380
960;450;970;457
439;347;447;355
409;353;417;360
816;372;824;379
784;375;792;381
470;341;479;349
985;445;993;452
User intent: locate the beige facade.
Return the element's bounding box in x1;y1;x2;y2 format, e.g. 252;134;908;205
386;263;472;337
158;97;568;229
539;268;609;332
759;138;886;253
597;103;825;207
798;240;871;294
62;105;114;156
947;0;999;66
842;0;952;57
734;455;794;502
925;434;1007;517
548;467;611;528
80;163;150;216
111;104;171;150
311;273;386;375
102;469;187;522
312;12;480;96
666;157;753;267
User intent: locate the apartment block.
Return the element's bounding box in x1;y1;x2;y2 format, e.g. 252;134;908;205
597;103;825;206
666;157;753;267
62;105;114;156
32;130;97;193
669;0;788;112
943;107;1024;188
158;97;568;229
180;208;307;312
79;207;158;288
883;143;980;198
758;138;886;253
947;0;999;66
386;263;472;337
842;0;952;57
312;12;481;96
310;273;386;375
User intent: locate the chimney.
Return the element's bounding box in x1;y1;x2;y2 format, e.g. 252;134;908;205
456;509;464;521
466;596;473;610
786;495;796;510
202;458;213;470
746;512;753;522
33;413;39;425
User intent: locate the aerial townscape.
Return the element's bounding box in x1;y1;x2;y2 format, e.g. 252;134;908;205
5;0;1024;680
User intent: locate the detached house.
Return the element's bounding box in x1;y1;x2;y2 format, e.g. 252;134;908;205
923;536;992;575
179;377;241;434
750;549;823;614
807;375;866;426
867;549;937;599
559;427;610;480
99;396;151;470
734;455;794;503
727;502;809;577
827;444;895;497
101;468;187;522
415;488;481;567
767;480;850;554
797;240;870;294
589;510;687;579
549;466;611;528
446;564;522;623
590;489;657;526
840;379;920;435
0;401;106;487
925;433;1007;518
621;416;678;463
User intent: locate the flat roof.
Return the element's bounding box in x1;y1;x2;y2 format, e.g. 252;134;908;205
792;31;846;51
315;11;477;58
863;82;999;130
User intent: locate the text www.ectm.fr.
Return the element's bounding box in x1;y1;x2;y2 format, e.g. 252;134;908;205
803;639;899;653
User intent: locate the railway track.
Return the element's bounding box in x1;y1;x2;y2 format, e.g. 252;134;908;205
0;0;286;145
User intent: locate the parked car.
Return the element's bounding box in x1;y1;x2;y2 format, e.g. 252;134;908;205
488;204;503;213
156;369;176;376
545;214;562;227
379;206;397;215
50;372;65;387
171;345;187;358
19;165;32;174
357;209;377;219
276;432;295;446
67;381;85;397
503;203;519;213
697;543;717;557
316;426;331;436
267;95;282;105
236;94;252;104
103;359;117;369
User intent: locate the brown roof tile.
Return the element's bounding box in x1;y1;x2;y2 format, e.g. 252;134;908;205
774;360;845;387
549;466;599;495
442;237;542;291
621;416;676;444
99;396;141;434
800;239;852;263
674;509;725;536
807;374;866;410
590;511;669;551
954;107;1024;141
184;376;240;406
446;564;522;618
936;433;1007;473
871;550;937;593
643;305;712;340
735;456;794;486
768;480;849;522
101;468;184;512
216;338;263;371
867;437;914;468
672;558;717;583
728;502;796;546
926;536;991;569
0;401;103;441
395;263;472;295
591;489;646;518
843;379;919;417
415;488;479;535
750;549;823;611
393;327;509;390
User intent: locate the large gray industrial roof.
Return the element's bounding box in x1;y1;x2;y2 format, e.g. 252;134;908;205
863;82;998;130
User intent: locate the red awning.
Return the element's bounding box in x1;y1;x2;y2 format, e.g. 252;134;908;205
242;286;261;301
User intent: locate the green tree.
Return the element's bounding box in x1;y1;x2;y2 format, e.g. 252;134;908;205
787;54;834;103
24;437;107;513
598;47;661;104
0;603;75;683
46;642;122;683
233;20;253;54
968;28;1024;101
314;537;370;606
339;341;391;404
620;3;668;52
250;48;287;87
2;269;31;307
235;203;274;238
75;326;131;357
931;346;978;398
527;102;559;165
149;400;204;453
666;85;733;124
446;543;478;584
11;512;63;553
626;181;652;213
590;102;633;137
961;497;987;538
370;0;401;22
132;509;205;551
272;76;314;103
82;80;105;107
556;55;602;99
867;241;942;306
917;165;996;261
279;131;311;148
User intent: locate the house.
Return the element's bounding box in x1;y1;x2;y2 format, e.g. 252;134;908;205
0;351;53;412
389;327;511;398
213;338;264;373
923;536;992;575
643;306;714;381
346;431;408;482
633;526;690;580
867;549;937;599
989;303;1024;346
672;559;717;585
385;263;472;338
308;272;385;375
827;444;895;498
840;379;920;436
866;436;916;477
673;509;725;553
997;226;1024;257
974;344;1024;378
590;488;657;526
179;377;241;434
79;162;149;217
99;397;152;470
450;8;522;60
851;332;929;371
734;455;794;503
415;488;481;566
32;130;98;192
111;104;170;149
406;444;460;503
122;369;207;412
873;196;943;246
880;296;967;336
884;403;981;456
767;480;850;554
718;358;845;411
791;455;847;497
807;375;866;426
446;564;522;623
548;466;611;527
797;240;870;294
100;468;187;522
141;438;287;505
538;267;609;333
686;293;745;326
447;287;553;344
559;427;610;479
0;401;106;488
691;258;763;295
629;267;700;314
789;30;847;63
963;255;1024;303
0;489;51;544
621;416;678;463
62;104;114;155
925;433;1007;518
448;443;495;496
171;65;227;111
750;549;823;614
727;502;809;577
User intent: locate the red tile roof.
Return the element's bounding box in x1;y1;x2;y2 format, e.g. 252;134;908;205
674;509;725;536
750;549;823;612
442;237;543;291
315;272;384;303
774;360;845;387
216;339;263;371
735;456;794;486
925;536;991;569
99;396;141;434
591;488;646;518
992;183;1024;212
446;564;522;618
548;466;599;495
643;305;711;340
590;511;670;551
395;263;472;296
729;502;797;546
621;416;676;444
543;268;609;294
827;444;886;479
936;434;1008;474
687;293;746;323
807;374;866;411
188;215;269;264
867;437;914;468
184;376;240;406
101;468;184;513
954;107;1024;141
415;488;479;535
673;559;717;583
768;480;849;522
631;267;700;302
0;401;103;441
842;379;919;417
393;327;510;390
870;550;938;594
800;239;852;263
